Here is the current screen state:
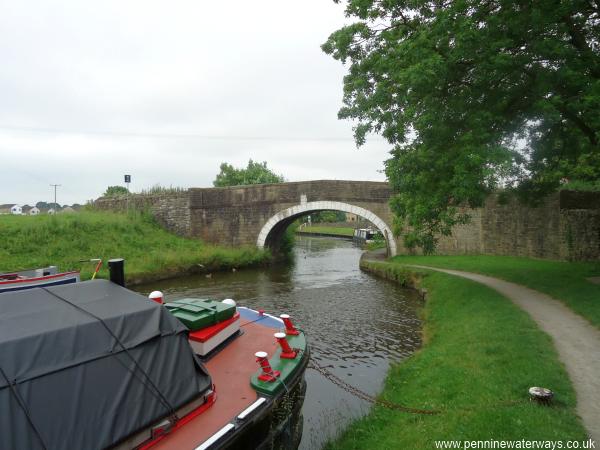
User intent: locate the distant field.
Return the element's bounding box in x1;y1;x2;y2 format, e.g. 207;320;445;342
296;226;354;237
0;211;269;284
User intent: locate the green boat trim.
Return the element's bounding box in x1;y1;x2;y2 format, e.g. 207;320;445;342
251;332;308;396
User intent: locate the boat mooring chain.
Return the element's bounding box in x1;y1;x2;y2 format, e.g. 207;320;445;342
307;360;532;415
307;360;441;415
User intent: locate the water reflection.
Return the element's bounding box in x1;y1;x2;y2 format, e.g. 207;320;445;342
136;236;422;450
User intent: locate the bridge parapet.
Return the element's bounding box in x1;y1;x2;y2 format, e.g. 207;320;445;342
189;180;392;207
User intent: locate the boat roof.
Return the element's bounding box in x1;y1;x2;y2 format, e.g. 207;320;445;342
0;280;212;450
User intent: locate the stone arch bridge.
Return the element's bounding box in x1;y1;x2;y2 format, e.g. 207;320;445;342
95;180;396;255
182;180;395;256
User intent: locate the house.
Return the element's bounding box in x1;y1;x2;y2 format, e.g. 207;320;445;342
0;204;13;215
47;208;56;215
22;205;32;215
10;205;22;215
29;206;40;216
60;206;75;214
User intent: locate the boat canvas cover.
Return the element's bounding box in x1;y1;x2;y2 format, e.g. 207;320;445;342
0;280;212;450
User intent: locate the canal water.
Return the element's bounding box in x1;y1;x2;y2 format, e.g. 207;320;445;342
136;236;422;449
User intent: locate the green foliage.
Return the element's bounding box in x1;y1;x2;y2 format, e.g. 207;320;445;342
323;1;600;252
0;212;269;284
366;232;387;251
310;210;347;223
279;223;298;257
328;264;586;448
560;179;600;192
213;159;285;187
103;185;129;197
35;201;52;209
139;185;187;195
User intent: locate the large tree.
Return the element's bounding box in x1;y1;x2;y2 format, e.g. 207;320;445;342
323;0;600;252
213;159;285;187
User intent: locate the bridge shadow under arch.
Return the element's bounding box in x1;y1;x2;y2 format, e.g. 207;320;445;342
256;201;396;257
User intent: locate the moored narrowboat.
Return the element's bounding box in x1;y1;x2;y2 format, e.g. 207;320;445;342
353;228;376;244
0;266;80;293
0;265;308;449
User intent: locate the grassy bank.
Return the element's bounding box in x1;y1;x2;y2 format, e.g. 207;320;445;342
326;260;587;449
0;211;270;284
392;255;600;329
297;226;354;237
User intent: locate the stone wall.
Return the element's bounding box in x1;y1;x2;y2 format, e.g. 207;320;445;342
395;209;484;256
93;192;192;237
558;191;600;261
481;193;562;259
93;183;600;261
395;190;600;261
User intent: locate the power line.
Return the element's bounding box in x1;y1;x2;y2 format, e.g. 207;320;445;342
0;124;385;142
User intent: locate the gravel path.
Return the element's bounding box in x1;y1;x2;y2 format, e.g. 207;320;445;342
408;265;600;443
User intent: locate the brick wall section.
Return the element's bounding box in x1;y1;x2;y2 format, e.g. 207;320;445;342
93;184;600;261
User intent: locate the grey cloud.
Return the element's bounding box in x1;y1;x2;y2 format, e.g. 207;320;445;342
0;0;390;206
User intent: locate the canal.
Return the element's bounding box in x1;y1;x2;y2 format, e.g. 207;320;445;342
137;236;422;449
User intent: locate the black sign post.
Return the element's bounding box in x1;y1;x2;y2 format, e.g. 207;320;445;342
124;175;131;213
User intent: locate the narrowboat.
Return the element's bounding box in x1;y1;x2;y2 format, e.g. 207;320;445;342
353;228;376;244
0;261;308;449
0;266;80;293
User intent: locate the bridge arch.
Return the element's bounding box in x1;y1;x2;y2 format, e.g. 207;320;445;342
256;201;397;257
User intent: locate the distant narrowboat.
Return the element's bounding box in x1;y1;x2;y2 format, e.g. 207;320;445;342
0;266;80;293
353;228;377;244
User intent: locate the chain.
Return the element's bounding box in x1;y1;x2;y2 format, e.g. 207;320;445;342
307;360;441;415
307;359;531;415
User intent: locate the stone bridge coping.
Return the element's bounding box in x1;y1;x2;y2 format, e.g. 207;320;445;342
190;179;390;190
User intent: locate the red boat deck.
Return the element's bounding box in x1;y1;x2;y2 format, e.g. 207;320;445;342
150;318;279;449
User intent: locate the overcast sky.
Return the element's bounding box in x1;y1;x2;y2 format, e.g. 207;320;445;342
0;1;391;206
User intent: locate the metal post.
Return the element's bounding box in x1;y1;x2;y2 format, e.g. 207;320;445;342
124;175;131;215
108;258;126;287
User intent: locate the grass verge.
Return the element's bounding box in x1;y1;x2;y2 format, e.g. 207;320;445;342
296;226;354;237
392;255;600;329
326;260;587;449
0;211;270;285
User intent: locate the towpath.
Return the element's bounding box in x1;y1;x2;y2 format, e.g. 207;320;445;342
407;265;600;443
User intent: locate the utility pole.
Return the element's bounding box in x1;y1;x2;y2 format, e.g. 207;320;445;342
50;184;61;212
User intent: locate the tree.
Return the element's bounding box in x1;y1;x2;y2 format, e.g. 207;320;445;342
103;186;129;197
311;211;347;223
213;160;285;187
323;0;600;252
35;201;51;210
